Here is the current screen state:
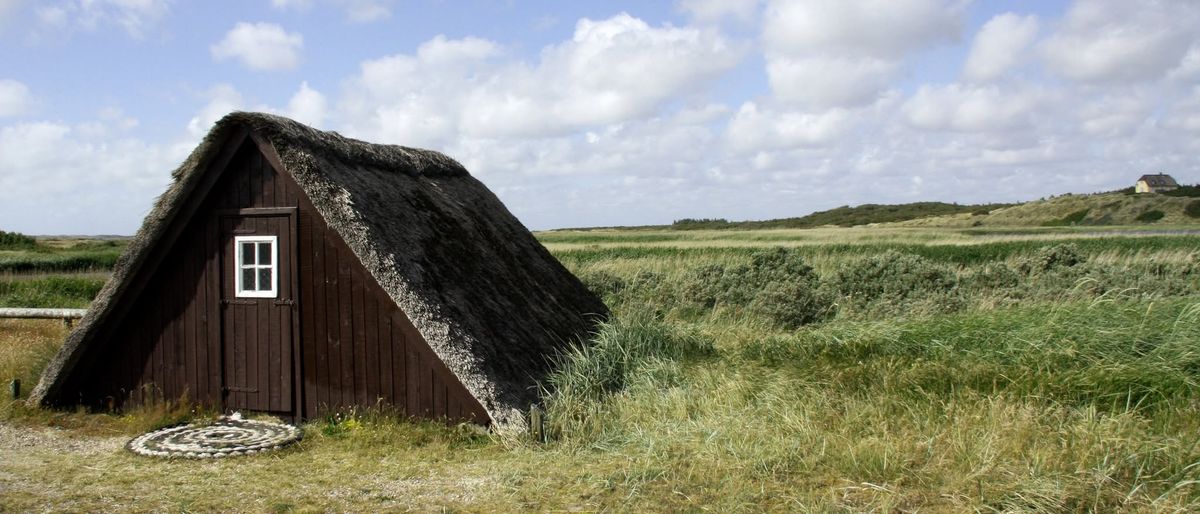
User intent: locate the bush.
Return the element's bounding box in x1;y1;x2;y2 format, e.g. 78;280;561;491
577;270;625;299
1021;243;1086;273
1184;200;1200;219
626;270;665;298
831;251;956;305
675;248;836;327
748;280;834;329
0;230;35;249
720;247;820;305
969;262;1022;289
677;263;727;309
1135;210;1165;223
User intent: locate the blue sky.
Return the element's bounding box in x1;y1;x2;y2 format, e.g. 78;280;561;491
1;0;1198;234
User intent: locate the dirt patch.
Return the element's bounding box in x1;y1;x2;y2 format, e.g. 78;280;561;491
0;421;126;457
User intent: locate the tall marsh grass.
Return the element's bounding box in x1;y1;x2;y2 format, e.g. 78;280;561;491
0;275;106;308
2;228;1198;510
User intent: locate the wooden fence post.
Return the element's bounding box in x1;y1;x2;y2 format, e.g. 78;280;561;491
529;404;545;444
9;379;18;400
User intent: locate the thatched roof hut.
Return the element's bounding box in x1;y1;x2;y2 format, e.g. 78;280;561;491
29;112;607;428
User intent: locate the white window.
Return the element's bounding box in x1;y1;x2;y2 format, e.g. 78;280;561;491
234;235;277;298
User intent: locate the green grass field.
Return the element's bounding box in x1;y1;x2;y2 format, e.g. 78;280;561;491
1;227;1198;511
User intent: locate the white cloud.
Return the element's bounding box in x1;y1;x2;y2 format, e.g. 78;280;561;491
963;13;1038;82
270;0;312;10
462;14;741;137
285;81;327;128
340;14;741;144
763;0;965;58
1077;91;1152;137
725;102;851;153
34;0;169;38
677;0;759;24
0;79;32;117
903;83;1044;132
0;117;183;234
761;0;966;107
1167;44;1200;81
187;84;243;138
1042;0;1200;83
338;0;392;23
767;55;897;108
211;22;303;72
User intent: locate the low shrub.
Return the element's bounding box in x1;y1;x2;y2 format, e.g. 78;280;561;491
675;248;836;327
968;262;1022;289
719;247;821;306
1042;209;1090;226
830;251;957;314
577;269;625;300
1184;200;1200;218
1136;210;1165;223
1021;243;1086;273
0;230;36;249
748;280;834;329
676;263;727;309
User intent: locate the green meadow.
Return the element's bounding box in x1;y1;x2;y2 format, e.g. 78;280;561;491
2;227;1199;511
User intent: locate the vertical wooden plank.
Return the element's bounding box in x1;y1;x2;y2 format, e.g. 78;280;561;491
254;218;269;410
174;259;187;401
239;149;252;208
433;373;446;419
184;243;198;404
337;244;355;408
377;302;393;405
313;219;330;414
153;286;167;405
420;351;434;416
352;267;368;407
406;333;420;417
261;154;275;208
284;212;298;414
325;236;342;410
364;289;380;406
298;210;316;417
157;276;172;402
207;217;223;407
391;315;406;415
267;219;280;412
447;390;460;423
195;224;210;405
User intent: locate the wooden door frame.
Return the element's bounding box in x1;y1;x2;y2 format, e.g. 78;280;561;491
214;207;302;418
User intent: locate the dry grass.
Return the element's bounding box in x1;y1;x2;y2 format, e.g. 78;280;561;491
2;227;1199;511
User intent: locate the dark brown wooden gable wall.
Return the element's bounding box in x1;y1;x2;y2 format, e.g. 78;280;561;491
65;138;488;424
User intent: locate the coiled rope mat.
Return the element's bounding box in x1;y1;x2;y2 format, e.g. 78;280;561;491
127;414;302;459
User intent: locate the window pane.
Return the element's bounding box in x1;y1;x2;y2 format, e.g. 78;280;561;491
258;267;273;293
241;268;256;291
258;242;272;265
241;242;255;265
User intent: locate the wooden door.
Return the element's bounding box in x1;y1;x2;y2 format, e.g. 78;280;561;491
219;210;296;414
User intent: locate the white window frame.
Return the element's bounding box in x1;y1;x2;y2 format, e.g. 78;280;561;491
234;235;278;298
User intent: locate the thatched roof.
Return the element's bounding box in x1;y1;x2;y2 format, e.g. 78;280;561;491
29;112;608;428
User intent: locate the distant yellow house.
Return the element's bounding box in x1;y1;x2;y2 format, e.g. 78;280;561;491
1135;173;1179;193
